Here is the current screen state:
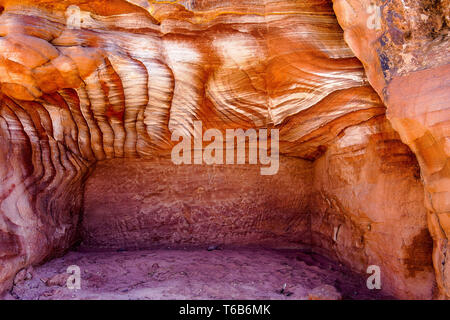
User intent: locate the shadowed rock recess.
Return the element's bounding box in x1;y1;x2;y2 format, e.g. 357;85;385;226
0;0;447;299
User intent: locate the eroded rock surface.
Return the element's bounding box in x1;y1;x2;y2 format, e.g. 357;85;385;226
333;0;449;298
82;157;313;249
311;116;435;299
0;0;446;299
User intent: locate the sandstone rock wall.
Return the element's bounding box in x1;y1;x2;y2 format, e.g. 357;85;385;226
0;0;382;292
0;0;445;299
332;0;449;298
80;125;436;299
311;116;435;299
0;93;91;293
82;157;313;249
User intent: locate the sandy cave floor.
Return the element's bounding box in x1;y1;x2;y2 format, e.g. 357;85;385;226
7;247;393;300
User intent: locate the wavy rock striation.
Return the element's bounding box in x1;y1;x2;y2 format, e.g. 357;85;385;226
0;0;444;299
